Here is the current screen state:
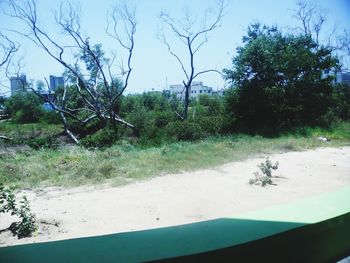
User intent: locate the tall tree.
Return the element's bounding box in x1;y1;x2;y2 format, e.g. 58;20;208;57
159;0;225;120
224;24;339;132
6;0;136;144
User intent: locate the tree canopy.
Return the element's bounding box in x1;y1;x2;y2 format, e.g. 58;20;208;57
224;23;339;133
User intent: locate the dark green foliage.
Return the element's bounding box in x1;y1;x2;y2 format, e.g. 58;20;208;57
0;184;37;238
120;92;177;145
0;96;5;108
331;84;350;120
4;92;45;123
40;111;62;125
25;136;58;149
192;94;226;135
119;92;226;143
224;23;339;134
50;90;233;145
165;121;204;141
81;128;119;148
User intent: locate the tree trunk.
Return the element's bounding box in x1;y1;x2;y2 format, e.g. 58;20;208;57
0;135;13;141
183;83;191;120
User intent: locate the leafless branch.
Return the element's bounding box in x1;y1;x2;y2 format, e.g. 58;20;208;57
106;2;136;105
190;0;224;45
0;33;19;68
159;0;225;120
338;30;350;56
159;33;189;81
5;0;137;143
193;69;224;79
292;0;327;46
0;135;13;141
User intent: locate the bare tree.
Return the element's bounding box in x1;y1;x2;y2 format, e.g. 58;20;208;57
159;0;225;120
0;33;18;139
292;0;327;46
292;0;350;70
338;30;350;57
0;31;18;96
6;0;136;144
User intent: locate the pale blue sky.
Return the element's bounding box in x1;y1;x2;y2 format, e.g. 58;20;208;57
0;0;349;96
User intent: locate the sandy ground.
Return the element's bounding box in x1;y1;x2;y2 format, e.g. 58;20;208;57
1;146;349;247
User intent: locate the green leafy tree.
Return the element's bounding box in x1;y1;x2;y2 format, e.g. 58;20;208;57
224;24;339;133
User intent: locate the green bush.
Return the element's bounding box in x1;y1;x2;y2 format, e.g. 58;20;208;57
0;184;37;239
165;121;204;141
40;111;62;124
331;84;350;120
249;157;279;187
121;92;176;145
81;128;119;148
25;136;58;149
4;93;45;123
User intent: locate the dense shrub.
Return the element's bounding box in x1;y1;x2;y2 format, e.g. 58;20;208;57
81;128;119;148
165;121;204;141
4;92;45;123
40;111;62;124
25;136;58;149
331;84;350;120
192;94;225;135
0;184;37;239
120;92;177;145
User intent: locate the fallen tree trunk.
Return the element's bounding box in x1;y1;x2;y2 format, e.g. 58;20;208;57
0;135;13;141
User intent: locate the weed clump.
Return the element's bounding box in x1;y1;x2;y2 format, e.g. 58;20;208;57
249;157;279;187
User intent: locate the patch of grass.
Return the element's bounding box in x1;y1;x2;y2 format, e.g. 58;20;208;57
0;122;349;189
0;121;63;149
287;122;350;141
0;121;62;137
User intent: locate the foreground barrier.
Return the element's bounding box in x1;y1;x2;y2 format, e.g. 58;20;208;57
1;186;350;262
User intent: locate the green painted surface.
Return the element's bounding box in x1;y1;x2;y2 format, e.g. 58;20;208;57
0;186;350;262
237;186;350;223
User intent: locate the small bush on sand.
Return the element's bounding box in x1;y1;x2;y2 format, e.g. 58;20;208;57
249;157;279;187
0;184;37;238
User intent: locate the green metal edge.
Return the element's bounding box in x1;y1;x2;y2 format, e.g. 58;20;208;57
0;186;349;263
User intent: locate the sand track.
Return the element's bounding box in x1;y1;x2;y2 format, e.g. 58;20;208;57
1;146;349;247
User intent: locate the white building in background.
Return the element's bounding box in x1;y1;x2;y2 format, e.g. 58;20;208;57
10;74;27;95
49;75;64;91
169;81;214;99
323;70;350;86
335;71;350;85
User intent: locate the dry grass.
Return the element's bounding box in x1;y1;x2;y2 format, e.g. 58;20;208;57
1;122;349;189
